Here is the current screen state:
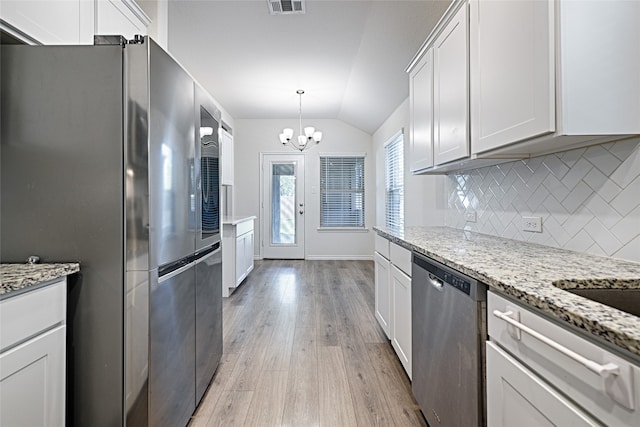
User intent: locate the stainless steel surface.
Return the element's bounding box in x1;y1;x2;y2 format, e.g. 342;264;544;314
195;244;223;403
1;44;126;426
148;40;197;268
412;253;487;427
149;265;196;427
1;36;222;427
563;288;640;318
26;256;40;264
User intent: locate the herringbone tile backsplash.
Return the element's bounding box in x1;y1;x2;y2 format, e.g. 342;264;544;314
446;137;640;262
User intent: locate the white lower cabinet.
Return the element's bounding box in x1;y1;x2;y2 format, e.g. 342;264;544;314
222;216;255;297
391;264;412;379
487;291;640;426
374;233;412;378
0;279;67;427
374;251;391;337
487;342;599;426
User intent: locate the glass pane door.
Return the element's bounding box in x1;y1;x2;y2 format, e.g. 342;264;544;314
262;154;305;259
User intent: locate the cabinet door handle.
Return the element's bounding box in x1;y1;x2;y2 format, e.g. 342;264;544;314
492;310;620;378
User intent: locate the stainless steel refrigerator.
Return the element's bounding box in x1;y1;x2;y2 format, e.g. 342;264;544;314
1;35;223;427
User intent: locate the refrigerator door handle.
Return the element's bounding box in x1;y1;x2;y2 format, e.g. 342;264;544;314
194;242;221;265
158;259;196;283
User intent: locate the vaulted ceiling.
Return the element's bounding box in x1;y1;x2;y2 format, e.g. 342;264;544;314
167;0;451;134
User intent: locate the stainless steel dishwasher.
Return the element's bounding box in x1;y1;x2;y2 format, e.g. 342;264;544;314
412;252;487;427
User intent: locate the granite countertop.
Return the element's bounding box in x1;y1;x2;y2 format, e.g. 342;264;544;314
374;225;640;358
0;263;80;299
223;215;257;225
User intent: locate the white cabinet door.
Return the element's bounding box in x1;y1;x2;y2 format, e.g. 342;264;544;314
95;0;150;41
0;326;66;427
433;3;469;165
244;230;254;279
235;233;246;285
470;0;554;154
221;129;234;186
409;48;434;173
391;264;412;379
487;342;600;427
0;0;93;44
374;251;391;338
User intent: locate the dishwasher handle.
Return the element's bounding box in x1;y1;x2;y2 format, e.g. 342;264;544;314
493;310;620;378
427;273;444;290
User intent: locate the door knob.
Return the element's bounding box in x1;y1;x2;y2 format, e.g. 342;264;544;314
299;210;304;215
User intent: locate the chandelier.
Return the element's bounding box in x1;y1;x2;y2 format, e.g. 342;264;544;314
279;89;322;151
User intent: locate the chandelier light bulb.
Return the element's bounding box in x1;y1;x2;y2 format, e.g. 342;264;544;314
283;128;294;139
279;133;288;144
313;131;322;142
304;127;315;138
297;135;307;146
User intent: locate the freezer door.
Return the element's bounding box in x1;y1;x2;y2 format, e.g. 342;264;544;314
149;263;196;427
148;39;197;267
195;242;223;403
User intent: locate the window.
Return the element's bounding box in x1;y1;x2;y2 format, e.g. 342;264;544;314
320;156;365;228
385;132;404;229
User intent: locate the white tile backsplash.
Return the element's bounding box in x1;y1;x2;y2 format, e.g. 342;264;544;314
446;138;640;262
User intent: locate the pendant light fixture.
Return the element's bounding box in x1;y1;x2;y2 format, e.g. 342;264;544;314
279;89;322;151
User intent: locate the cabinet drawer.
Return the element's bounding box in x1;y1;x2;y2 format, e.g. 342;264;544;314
374;234;390;259
390;243;411;276
235;219;254;237
488;291;640;426
0;279;66;352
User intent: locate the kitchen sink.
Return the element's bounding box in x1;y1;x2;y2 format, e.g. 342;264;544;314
564;288;640;318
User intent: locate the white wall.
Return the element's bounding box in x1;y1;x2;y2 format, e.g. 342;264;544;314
372;98;446;228
234;118;375;260
445;138;640;262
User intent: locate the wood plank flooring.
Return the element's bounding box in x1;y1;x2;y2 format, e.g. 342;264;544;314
190;260;426;427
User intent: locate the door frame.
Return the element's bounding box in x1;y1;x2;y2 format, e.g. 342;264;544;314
260;152;306;259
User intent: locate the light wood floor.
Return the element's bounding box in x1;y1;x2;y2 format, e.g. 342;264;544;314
190;260;426;427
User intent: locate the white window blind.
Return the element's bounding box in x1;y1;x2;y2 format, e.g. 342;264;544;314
385;132;404;229
320;156;365;228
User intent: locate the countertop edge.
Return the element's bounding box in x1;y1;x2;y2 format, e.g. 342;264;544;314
1;263;80;299
223;215;257;226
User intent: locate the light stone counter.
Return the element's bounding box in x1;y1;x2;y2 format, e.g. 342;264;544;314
374;226;640;358
0;263;80;299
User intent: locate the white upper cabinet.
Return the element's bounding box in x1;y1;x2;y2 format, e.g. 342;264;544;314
470;0;640;158
0;0;149;45
408;0;469;173
409;48;434;172
95;0;150;41
433;4;469;165
0;0;94;44
469;0;555;153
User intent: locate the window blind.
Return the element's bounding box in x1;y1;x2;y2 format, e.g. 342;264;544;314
385;133;404;229
320;156;365;228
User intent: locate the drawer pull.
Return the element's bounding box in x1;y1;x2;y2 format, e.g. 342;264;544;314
492;310;620;378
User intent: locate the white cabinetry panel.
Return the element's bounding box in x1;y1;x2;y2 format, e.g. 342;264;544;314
391;264;411;379
470;0;554;153
95;0;150;41
0;0;93;44
409;48;434;172
374;251;391;338
0;279;67;427
433;4;469;165
486;341;600;427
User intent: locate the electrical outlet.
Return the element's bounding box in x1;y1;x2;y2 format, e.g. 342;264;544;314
465;210;477;223
522;216;542;233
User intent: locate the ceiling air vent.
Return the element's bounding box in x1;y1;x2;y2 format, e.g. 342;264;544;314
267;0;305;15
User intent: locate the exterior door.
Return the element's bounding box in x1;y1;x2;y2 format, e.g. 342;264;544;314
262;153;305;259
